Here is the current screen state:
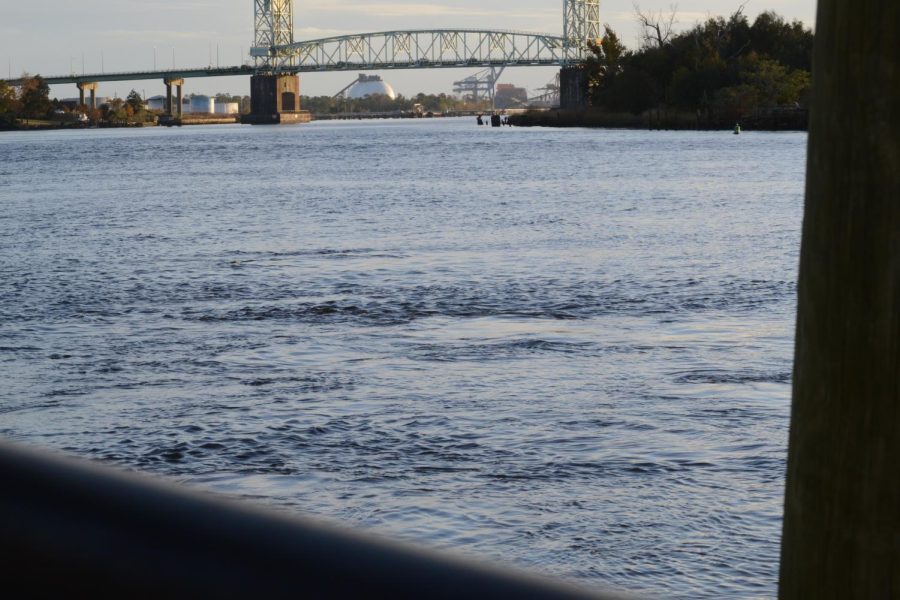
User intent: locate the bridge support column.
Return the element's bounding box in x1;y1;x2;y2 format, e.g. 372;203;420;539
76;82;98;110
242;74;310;125
559;67;588;109
164;78;184;118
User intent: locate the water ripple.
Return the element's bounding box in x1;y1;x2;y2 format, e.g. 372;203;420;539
0;121;805;599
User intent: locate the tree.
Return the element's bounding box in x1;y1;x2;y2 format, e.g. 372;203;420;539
126;90;144;113
104;97;128;123
0;81;17;112
712;83;758;120
585;25;629;108
750;11;814;72
0;80;19;127
710;52;810;119
216;93;243;104
741;55;810;107
18;76;51;119
633;2;678;48
0;81;19;112
603;6;812;117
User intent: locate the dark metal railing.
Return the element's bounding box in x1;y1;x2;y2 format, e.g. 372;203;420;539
0;439;627;598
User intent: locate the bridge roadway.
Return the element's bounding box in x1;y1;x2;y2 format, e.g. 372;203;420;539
3;28;571;87
5;66;254;88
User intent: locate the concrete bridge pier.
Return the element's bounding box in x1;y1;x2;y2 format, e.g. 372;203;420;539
559;67;588;109
76;82;98;110
164;78;184;118
242;73;310;125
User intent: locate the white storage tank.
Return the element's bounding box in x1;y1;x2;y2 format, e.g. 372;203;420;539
189;95;214;114
214;102;240;115
147;95;167;111
347;74;396;100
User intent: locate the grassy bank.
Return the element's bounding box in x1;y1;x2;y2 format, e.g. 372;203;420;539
0;119;91;131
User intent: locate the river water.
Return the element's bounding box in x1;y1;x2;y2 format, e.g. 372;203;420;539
0;119;804;598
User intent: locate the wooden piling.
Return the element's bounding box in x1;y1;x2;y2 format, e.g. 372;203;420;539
779;0;900;597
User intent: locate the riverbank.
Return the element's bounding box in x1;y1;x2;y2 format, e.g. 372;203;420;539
1;115;244;131
159;115;240;127
0;118;89;131
509;108;808;131
310;108;538;121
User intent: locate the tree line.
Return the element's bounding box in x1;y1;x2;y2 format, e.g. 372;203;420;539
0;77;161;127
584;6;814;122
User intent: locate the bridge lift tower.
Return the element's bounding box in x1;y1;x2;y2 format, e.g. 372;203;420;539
245;0;308;123
244;0;601;122
252;0;295;71
560;0;600;107
564;0;601;51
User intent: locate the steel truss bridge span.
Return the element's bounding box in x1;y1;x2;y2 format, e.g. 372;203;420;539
8;29;571;88
259;29;573;73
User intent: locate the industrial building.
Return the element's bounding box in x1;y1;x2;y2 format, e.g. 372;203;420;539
147;95;167;111
494;84;528;109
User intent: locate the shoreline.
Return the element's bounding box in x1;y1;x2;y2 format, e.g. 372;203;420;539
2;109;809;132
0;116;240;132
509;108;809;132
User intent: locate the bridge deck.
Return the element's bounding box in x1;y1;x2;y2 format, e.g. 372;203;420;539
3;29;577;87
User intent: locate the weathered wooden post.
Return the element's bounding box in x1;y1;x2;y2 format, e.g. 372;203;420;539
779;0;900;597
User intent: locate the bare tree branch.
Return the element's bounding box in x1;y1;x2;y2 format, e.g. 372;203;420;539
633;2;679;48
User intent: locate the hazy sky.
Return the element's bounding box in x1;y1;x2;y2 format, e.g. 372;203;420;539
2;1;817;100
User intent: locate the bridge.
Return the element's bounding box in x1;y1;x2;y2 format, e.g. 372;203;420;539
3;0;600;123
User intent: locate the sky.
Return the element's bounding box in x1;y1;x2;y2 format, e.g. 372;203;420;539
2;1;817;101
